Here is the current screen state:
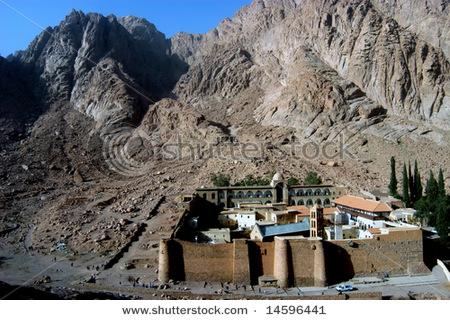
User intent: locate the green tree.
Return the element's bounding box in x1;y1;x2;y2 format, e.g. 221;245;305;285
435;198;450;246
211;173;231;187
287;177;299;186
255;177;270;186
423;170;439;226
265;168;277;180
438;168;446;198
305;171;322;185
402;164;410;204
415;169;450;241
413;197;430;226
425;170;439;202
408;161;415;202
388;156;398;197
243;174;257;186
234;174;269;186
414;160;422;200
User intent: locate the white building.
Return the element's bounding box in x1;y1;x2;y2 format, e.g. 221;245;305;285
194;228;231;244
217;210;256;230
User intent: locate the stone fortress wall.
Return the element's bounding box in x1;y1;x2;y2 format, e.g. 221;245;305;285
159;227;428;286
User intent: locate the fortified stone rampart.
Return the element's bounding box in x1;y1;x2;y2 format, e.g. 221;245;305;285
325;228;428;281
158;228;428;286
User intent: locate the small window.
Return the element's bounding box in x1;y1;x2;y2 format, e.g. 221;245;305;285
212;193;215;199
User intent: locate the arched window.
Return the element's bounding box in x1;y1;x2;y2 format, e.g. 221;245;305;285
212;193;215;200
316;199;322;205
306;199;313;206
255;191;263;198
323;188;331;196
298;200;304;206
314;189;321;196
264;191;273;198
297;190;304;197
228;193;235;199
289;200;296;206
237;191;244;199
289;190;296;197
246;191;254;198
306;189;313;196
324;198;331;205
219;192;225;199
265;200;272;205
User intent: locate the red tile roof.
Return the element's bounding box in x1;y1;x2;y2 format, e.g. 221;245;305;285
368;228;381;234
287;205;310;216
332;195;392;213
323;208;340;215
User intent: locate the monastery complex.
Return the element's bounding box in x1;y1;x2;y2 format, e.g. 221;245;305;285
159;173;429;287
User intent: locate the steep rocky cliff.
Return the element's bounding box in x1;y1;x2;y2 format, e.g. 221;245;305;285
0;0;449;257
171;0;450;133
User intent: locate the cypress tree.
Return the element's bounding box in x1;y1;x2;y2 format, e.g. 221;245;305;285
438;168;446;198
414;160;422;199
408;161;415;202
388;156;398;197
435;199;449;246
426;170;439;202
402;164;410;204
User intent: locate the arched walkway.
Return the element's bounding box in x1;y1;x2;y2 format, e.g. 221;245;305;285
264;191;273;198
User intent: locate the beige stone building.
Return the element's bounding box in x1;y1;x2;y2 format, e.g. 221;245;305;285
196;173;347;209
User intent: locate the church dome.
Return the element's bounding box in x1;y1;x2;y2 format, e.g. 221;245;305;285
273;172;284;181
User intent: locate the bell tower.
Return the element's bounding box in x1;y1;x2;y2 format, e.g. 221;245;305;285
310;204;324;238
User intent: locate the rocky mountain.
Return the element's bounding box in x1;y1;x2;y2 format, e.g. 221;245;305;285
0;0;449;256
171;0;449;131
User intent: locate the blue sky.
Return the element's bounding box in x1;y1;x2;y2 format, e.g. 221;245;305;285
0;0;251;56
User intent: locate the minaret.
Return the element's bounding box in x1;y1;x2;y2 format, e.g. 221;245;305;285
310;204;324;238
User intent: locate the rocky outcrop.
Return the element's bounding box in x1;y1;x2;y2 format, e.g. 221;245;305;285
13;10;186;128
0;0;449;192
370;0;450;61
171;0;450;132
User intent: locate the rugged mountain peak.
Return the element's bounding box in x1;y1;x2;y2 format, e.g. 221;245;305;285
170;0;449;132
0;0;449;200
